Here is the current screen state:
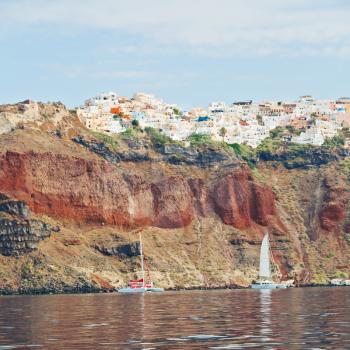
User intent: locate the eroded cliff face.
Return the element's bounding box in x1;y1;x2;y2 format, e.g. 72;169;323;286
318;178;347;232
0;107;349;292
212;171;277;228
0;150;278;232
259;164;350;285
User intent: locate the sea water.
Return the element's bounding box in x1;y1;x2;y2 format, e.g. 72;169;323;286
0;287;349;349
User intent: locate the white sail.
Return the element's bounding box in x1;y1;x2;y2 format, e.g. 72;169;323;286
259;234;271;279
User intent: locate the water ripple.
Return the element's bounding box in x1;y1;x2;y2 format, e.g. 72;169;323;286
0;288;348;349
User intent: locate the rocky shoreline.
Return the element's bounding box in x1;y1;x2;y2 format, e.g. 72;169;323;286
0;283;343;297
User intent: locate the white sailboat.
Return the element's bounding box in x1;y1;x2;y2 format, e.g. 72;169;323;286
118;233;164;293
251;234;288;289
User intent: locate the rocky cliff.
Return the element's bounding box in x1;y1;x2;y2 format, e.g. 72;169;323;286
0;194;51;256
0;102;349;293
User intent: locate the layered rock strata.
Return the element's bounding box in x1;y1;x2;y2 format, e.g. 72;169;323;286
0;194;51;256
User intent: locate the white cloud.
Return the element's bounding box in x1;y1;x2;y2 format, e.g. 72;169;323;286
1;0;350;57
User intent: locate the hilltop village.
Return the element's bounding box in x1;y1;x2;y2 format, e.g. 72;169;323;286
76;92;350;148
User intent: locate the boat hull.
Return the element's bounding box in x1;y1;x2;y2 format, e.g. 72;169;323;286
251;283;288;289
146;287;164;292
118;287;164;293
118;287;148;293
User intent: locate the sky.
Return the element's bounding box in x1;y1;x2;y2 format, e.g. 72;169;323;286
0;0;350;109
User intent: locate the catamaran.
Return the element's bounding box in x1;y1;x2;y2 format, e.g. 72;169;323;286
251;233;290;289
118;233;164;293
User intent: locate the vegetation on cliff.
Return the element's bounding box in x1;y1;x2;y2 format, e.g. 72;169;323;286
227;127;349;169
90;131;119;150
144;127;176;146
86;124;349;171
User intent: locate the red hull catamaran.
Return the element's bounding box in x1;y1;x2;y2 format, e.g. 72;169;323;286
118;233;164;293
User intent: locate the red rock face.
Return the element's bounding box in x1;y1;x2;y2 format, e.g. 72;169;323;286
250;183;276;226
318;179;347;232
211;167;276;228
0;151;132;226
151;176;194;228
188;178;210;217
319;202;345;231
0;151;278;230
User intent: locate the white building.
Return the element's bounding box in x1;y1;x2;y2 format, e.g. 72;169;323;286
291;128;325;146
77;92;347;148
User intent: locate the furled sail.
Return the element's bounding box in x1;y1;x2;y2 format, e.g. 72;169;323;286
259;234;271;279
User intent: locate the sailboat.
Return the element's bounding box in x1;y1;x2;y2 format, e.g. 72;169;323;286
118;233;164;293
251;233;288;289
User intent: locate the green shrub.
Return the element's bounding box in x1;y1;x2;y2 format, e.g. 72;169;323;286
121;127;139;140
339;158;350;175
310;272;328;285
21;261;34;279
186;133;231;151
251;167;265;181
187;133;213;147
256;137;316;160
326;252;335;259
285;125;300;135
269;126;285;139
334;270;349;279
172;107;181;116
288;143;315;156
91;131;119;150
256;138;281;155
188;133;211;144
131;119;140;127
323;135;345;148
229;143;255;158
144;127;174;146
219;127;227;140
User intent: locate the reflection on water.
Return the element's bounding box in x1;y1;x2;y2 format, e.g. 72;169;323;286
259;290;271;337
0;287;349;349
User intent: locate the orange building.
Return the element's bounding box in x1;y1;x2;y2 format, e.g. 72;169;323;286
110;107;122;115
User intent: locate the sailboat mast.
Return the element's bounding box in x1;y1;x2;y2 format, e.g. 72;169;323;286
139;232;145;288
